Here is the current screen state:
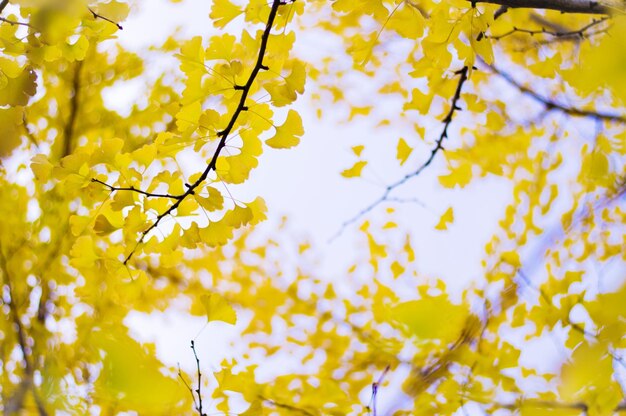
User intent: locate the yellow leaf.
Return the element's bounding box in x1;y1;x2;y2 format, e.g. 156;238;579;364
176;101;202;132
0;65;37;106
201;293;237;324
210;0;243;28
392;296;469;341
352;145;364;157
265;109;304;149
396;137;413;166
31;154;53;181
438;163;472;188
94;214;117;236
341;161;367;178
391;261;405;278
196;186;224;212
435;207;454;230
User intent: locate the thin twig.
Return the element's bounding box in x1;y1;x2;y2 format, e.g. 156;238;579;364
486;399;626;412
488;16;609;40
259;395;316;416
471;0;621;15
87;6;123;30
190;340;205;416
91;178;183;199
0;16;36;29
177;363;198;410
332;66;470;240
487;64;626;123
367;365;390;416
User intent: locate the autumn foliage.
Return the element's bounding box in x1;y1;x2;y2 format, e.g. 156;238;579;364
1;0;626;414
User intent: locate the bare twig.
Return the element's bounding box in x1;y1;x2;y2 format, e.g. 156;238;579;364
178;364;199;411
0;16;36;29
259;395;316;416
471;0;624;15
91;178;183;199
488;16;609;40
486;399;626;412
190;340;205;416
367;365;391;416
87;6;123;30
333;66;470;240
488;64;626;123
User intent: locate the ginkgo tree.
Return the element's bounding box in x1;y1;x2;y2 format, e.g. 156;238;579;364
1;0;626;414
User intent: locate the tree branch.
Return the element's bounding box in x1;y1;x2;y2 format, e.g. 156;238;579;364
0;247;48;416
259;395;317;416
91;178;183;200
471;0;624;15
367;366;390;416
190;340;205;416
87;6;123;30
488;64;626;123
62;61;83;158
333;66;470;240
488;399;626;412
117;0;285;265
488;16;609;40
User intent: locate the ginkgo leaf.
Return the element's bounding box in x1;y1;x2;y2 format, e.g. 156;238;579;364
196;186;224;211
201;293;237;324
351;145;364;157
176;101;201;131
210;0;243;28
396;137;413;165
0;66;37;106
94;214;118;236
392;296;468;341
435;207;454;230
265;109;303;149
439;163;472;188
31;154;53;181
341;160;367;178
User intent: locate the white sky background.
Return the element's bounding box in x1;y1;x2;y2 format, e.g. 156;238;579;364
113;0;518;413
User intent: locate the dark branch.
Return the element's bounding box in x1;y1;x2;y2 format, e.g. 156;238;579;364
177;364;199;412
333;66;470;240
190;341;205;416
471;0;623;15
259;395;316;416
87;6;123;30
488;65;626;123
91;178;183;200
0;0;9;14
119;0;284;265
367;366;390;416
488;16;609;40
488;399;626;412
0;16;36;29
0;247;48;416
62;61;83;158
